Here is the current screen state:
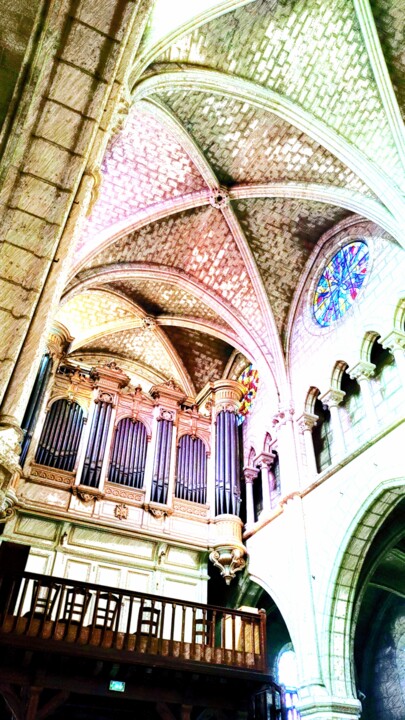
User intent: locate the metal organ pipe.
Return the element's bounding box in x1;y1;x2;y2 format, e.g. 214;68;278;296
81;400;113;488
215;410;241;517
108;418;147;488
20;353;53;465
152;419;173;504
175;435;207;504
35;399;84;471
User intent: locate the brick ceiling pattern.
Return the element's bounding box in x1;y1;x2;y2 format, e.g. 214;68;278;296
56;290;137;341
103;278;231;330
162;326;234;393
156;90;373;195
370;0;405;119
81;328;183;384
84;205;268;341
233;197;352;339
76;103;207;255
155;0;403;189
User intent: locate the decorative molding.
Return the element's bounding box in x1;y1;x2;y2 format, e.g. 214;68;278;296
209;547;246;586
348;360;376;381
320;388;346;408
114;503;129;520
381;330;405;352
296;413;318;434
144;502;173;518
71;485;104;504
209;186;230;209
30;464;75;488
104;483;144;505
272;406;295;430
173;498;210;519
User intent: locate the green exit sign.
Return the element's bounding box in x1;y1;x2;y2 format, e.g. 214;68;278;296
109;680;125;693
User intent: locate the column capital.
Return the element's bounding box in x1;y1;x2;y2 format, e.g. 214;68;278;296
47;322;73;361
348;360;376;381
210;379;245;415
272;405;294;430
243;466;258;483
296;412;318;434
320;388;345;408
255;451;276;469
380;329;405;352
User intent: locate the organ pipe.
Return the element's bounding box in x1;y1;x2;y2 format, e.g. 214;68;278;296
151;418;173;504
20;354;53;465
108;418;148;488
35;399;84;471
215;410;241;516
81;399;113;488
175;435;207;504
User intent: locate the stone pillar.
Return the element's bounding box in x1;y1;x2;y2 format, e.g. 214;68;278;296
348;360;378;430
381;330;405;401
320;389;346;463
256;451;276;514
243;466;258;526
272;406;298;497
296;413;318;481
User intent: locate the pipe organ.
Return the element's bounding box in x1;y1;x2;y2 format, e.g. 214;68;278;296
35;399;84;472
21;362;251;582
109;418;148;488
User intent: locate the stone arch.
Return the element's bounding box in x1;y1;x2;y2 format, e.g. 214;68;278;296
263;432;273;453
304;386;320;415
360;330;380;363
393;296;405;332
247;446;256;466
328;479;404;698
331;360;348;391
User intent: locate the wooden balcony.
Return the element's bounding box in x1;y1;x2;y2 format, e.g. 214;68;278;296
0;572;267;675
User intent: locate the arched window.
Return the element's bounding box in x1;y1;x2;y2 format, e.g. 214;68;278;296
370;338;402;424
253;469;263;521
35;399;84;471
108;418;148;488
276;644;300;719
312;398;332;472
340;370;363;452
176;435;207;504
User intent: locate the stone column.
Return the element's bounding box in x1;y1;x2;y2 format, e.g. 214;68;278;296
256;451;276;514
348;360;378;431
243;466;258;526
381;330;405;401
320;389;346;463
296;413;318;481
272;406;299;497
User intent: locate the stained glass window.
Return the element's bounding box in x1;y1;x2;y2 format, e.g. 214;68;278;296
313;241;369;327
237;365;259;425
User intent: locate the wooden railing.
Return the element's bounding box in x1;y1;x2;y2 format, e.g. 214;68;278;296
0;572;267;674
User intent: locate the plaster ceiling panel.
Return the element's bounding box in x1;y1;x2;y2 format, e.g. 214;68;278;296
103;278;232;330
80;328;183;384
56;290;137;342
0;0;42;131
156;89;373;195
370;0;405;119
162;325;235;392
233;197;352;339
84;205;268;341
76;103;207;256
155;0;404;189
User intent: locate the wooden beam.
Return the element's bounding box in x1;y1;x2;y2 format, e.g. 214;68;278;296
181;705;193;720
156;703;177;720
0;683;23;720
37;691;70;720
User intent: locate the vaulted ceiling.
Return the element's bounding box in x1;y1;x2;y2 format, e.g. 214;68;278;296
54;0;405;400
